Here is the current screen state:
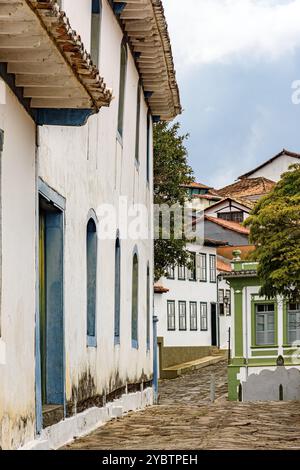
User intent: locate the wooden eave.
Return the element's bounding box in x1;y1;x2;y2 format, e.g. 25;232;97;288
113;0;181;121
0;0;112;120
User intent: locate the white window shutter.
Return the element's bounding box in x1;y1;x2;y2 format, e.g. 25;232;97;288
196;254;201;281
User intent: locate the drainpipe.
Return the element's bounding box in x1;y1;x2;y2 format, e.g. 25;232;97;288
152;315;159;404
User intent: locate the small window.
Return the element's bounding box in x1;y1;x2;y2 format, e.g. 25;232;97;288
288;303;300;344
117;41;128;139
178;301;187;330
178;265;186;280
167;301;176;331
188;253;196;281
256;304;275;346
131;252;139;348
146;112;151;183
200;303;208;331
190;302;198;331
166;265;175;280
87;218;97;346
114;237;121;343
218;211;244;223
209;255;216;283
90;0;102;67
146;264;151;350
199;254;207;282
135;80;142;164
218;289;224;316
226;289;231;316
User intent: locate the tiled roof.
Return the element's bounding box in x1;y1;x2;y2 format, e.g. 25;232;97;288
154;284;169;294
239;149;300;179
193;194;222;201
217;177;275;199
182;182;212;190
3;0;113;112
115;0;181;120
204;215;250;235
217;245;256;261
217;258;232;273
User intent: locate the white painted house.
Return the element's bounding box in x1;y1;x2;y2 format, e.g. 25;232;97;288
0;0;180;450
154;237;232;378
239;149;300;183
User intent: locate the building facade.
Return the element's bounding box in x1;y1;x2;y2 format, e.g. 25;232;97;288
226;260;300;402
0;0;180;450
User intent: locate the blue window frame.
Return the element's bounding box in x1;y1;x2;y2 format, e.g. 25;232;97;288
87;217;97;347
117;40;128;139
135;80;142;164
91;0;102;67
131;250;139;348
114;236;121;344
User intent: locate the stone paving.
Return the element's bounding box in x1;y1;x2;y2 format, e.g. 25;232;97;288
65;360;300;450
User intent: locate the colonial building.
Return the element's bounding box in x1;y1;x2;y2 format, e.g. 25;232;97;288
0;0;180;450
225;258;300;402
239;149;300;182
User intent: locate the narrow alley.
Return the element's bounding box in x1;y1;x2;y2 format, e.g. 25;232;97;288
64;361;300;450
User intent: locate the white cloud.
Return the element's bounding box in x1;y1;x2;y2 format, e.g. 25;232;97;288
163;0;300;70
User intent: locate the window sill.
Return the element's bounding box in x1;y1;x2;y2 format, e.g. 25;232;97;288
132;339;139;350
87;336;97;348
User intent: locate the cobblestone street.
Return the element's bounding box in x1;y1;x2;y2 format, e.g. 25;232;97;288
65;360;300;450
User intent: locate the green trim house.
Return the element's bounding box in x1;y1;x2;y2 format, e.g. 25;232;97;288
225;254;300;402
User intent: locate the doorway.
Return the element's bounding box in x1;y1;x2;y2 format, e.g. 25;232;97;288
38;191;65;428
211;303;217;347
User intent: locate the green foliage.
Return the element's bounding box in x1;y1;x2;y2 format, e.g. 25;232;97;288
245;164;300;300
153;122;194;281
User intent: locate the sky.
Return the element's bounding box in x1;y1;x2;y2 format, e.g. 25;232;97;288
163;0;300;188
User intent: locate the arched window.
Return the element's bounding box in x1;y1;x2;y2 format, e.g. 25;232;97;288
131;250;139;348
91;0;102;67
135;80;142;163
114;236;121;344
87;217;97;346
146;263;151;350
117;41;128;139
146;111;152;182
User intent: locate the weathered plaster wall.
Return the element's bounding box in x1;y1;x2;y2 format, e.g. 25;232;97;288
0;82;36;449
38;0;153;412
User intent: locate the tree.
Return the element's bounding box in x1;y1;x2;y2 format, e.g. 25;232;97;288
245;164;300;300
153;122;194;281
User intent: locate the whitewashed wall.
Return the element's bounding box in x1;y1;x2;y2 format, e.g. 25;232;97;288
0;82;36;449
38;0;153;408
247;154;299;182
155;245;218;348
205;200;250;221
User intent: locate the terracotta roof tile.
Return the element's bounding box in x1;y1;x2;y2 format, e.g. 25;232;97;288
154;284;169;294
217;258;232;273
217;245;256;260
217;177;275;199
204;215;250;235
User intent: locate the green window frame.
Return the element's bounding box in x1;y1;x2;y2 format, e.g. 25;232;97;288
286;303;300;345
251;301;278;348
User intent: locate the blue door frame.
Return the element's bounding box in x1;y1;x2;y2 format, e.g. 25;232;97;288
35;179;66;434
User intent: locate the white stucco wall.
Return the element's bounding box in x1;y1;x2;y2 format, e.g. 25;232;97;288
155;245;228;348
205;200;250;222
248;154;299;182
38;0;153;409
0;82;36;449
